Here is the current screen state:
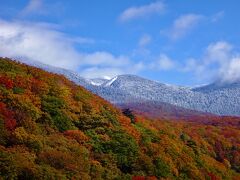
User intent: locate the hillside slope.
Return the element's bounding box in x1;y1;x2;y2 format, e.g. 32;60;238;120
0;58;240;179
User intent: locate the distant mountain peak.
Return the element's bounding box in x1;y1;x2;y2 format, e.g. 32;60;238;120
104;76;118;87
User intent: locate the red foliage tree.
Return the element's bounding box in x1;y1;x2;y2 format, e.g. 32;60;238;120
132;176;145;180
0;102;16;131
208;172;220;180
0;75;14;89
215;141;225;162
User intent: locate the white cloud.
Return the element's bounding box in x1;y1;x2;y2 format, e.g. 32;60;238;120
222;57;240;82
80;67;125;79
0;19;80;69
150;54;175;70
79;58;145;79
183;58;200;72
184;41;240;83
81;52;130;67
20;0;43;16
157;54;175;70
211;11;225;22
19;0;64;17
0;19;143;79
205;41;232;63
119;1;165;22
164;14;203;40
78;52;142;78
138;34;152;47
206;42;240;83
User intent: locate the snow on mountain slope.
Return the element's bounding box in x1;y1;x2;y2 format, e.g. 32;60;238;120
191;81;240;115
89;78;109;86
93;75;240;116
192;81;240;93
103;76;118;87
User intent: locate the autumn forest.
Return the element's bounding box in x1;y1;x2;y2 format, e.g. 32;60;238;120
0;58;240;179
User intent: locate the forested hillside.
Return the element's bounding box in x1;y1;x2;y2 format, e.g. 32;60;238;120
0;58;240;179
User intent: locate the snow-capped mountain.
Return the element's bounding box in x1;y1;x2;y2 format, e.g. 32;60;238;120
90;75;240;116
7;58;240;116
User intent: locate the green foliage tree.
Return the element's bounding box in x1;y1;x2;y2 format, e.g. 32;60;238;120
153;157;171;178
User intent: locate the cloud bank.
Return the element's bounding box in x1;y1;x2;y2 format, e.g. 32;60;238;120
0;19;141;78
144;41;240;83
184;41;240;83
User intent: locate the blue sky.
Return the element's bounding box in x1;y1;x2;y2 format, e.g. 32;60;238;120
0;0;240;86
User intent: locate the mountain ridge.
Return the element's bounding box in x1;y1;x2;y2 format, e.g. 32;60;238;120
93;74;240;116
4;57;240;116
